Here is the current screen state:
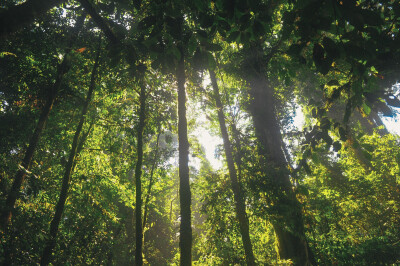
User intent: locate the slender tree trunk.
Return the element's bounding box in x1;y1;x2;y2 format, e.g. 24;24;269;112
176;20;192;265
231;123;243;183
142;131;161;231
76;118;95;157
0;72;60;230
0;14;85;232
209;69;256;266
135;83;147;266
243;47;314;265
0;0;67;39
40;42;101;266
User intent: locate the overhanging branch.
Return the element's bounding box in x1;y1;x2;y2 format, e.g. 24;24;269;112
77;0;119;44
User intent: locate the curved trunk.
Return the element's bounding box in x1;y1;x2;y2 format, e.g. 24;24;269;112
209;69;256;265
176;28;192;265
243;47;314;265
40;42;101;266
135;83;147;266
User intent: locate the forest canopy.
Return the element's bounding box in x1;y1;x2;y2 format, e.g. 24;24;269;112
0;0;400;265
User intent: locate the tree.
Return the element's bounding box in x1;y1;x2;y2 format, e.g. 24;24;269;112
1;0;400;265
0;13;85;230
134;76;147;266
176;21;192;265
209;69;255;265
40;36;101;265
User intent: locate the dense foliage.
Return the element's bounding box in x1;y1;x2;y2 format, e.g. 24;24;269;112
1;0;400;265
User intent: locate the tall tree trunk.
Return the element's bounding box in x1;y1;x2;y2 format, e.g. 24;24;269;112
0;67;61;230
135;83;147;266
0;0;67;39
40;41;101;266
209;69;256;266
0;13;85;232
142;131;161;231
243;47;314;265
176;21;192;266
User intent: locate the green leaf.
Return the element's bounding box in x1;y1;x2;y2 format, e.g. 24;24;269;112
362;102;371;116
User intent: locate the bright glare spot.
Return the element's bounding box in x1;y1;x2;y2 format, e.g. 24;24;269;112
381;115;400;135
190;74;224;170
195;127;223;170
293;105;305;130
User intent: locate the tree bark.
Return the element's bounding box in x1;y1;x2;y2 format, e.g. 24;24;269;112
0;0;67;39
243;46;314;265
134;83;147;266
40;40;101;266
176;22;192;265
209;69;256;266
0;13;85;232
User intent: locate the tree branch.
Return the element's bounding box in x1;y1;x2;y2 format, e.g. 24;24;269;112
77;0;119;44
